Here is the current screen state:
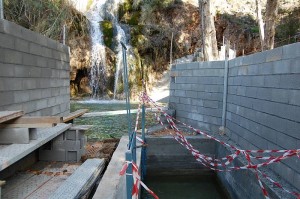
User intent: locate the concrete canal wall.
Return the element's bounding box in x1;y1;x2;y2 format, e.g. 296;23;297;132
0;20;70;116
169;43;300;192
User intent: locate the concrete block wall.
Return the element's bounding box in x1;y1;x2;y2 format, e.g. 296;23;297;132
39;129;86;162
169;61;224;132
226;42;300;189
0;20;70;116
169;42;300;192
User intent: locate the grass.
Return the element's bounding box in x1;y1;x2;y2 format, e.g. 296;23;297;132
71;102;158;140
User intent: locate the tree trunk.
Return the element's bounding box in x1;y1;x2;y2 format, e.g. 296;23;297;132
264;0;279;50
256;0;265;51
199;0;218;61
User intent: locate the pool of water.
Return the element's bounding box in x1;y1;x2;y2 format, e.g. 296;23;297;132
142;174;230;199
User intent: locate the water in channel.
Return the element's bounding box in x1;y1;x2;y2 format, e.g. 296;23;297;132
141;174;230;199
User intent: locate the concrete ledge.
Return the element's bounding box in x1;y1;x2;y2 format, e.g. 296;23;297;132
50;158;105;199
0;123;71;171
93;136;141;199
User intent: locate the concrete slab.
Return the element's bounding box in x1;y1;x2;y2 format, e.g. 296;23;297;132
0;123;71;171
49;159;105;199
93;136;141;199
0;128;29;144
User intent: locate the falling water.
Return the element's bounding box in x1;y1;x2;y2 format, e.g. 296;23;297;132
86;1;107;98
113;24;127;99
84;0;129;99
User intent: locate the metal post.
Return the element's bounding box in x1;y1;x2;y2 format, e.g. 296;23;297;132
141;104;145;141
63;24;66;45
0;0;4;20
169;32;173;68
121;41;132;139
221;40;229;127
199;0;205;60
125;151;133;199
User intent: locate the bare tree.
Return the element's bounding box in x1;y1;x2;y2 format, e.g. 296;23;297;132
264;0;279;50
256;0;265;51
199;0;218;61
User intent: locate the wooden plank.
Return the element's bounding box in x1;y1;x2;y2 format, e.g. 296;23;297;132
0;111;24;123
0;123;54;128
3;116;63;124
63;109;88;123
0;116;62;128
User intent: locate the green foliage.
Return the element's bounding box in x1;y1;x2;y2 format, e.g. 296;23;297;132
276;7;300;46
251;26;259;33
86;0;93;10
101;20;113;47
3;0;88;40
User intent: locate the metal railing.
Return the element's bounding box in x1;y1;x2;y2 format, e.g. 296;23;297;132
0;0;4;19
121;41;146;199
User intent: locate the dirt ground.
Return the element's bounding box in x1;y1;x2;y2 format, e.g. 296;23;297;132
82;138;120;162
149;128;197;137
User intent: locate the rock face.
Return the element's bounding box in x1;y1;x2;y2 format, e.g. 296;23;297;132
68;0;300;98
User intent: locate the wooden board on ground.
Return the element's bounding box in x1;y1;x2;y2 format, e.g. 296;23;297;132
0;116;62;128
63;109;89;123
0;111;24;124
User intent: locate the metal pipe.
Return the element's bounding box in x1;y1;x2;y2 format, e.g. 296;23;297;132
221;40;229;127
0;0;4;20
121;41;132;140
63;25;66;45
125;151;133;199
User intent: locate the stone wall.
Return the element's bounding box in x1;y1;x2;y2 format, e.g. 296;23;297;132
169;42;300;192
0;20;70;116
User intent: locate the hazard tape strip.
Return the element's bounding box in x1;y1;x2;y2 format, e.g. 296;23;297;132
120;161;159;199
140;92;300;199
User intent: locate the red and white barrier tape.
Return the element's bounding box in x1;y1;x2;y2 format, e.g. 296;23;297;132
120;161;159;199
140;92;300;199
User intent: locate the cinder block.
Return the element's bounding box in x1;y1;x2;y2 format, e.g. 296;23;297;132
21;28;38;43
288;90;300;106
0;128;29;144
283;42;300;59
28;89;42;101
0;64;14;78
273;60;290;74
66;151;81;162
65;130;78;140
39;149;66;161
264;76;280;88
266;47;283;62
258;62;273;75
14;90;30;103
176;63;186;70
53;140;81;151
36;34;48;47
29;42;43;56
279;74;300;89
43;47;52;58
22;78;37;90
0;33;14;49
29;128;38;140
0;91;15;106
203;100;219;108
4;49;23;64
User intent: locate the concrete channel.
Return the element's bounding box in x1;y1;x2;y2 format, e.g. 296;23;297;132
94;134;297;199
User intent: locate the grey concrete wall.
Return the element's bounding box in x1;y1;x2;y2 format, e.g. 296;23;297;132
169;42;300;192
226;42;300;190
0;20;70;116
147;136;216;176
169;61;224;133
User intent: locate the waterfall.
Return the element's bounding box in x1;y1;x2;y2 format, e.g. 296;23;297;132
86;1;107;98
84;0;129;99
